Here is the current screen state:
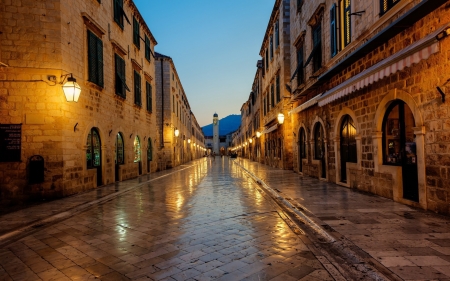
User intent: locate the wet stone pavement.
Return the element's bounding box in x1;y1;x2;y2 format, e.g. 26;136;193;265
237;158;450;281
0;158;338;281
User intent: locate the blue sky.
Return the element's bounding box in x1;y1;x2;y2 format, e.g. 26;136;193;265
133;0;274;127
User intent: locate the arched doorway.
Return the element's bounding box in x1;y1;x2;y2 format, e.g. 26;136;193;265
134;136;142;175
382;100;418;201
147;138;152;173
314;123;326;179
115;132;124;181
298;127;306;173
340;115;357;182
87;128;102;187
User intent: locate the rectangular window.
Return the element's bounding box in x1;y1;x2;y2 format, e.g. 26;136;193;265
270;37;273;59
87;30;104;87
275;21;279;49
297;45;304;84
133;17;140;49
330;4;338;57
340;0;351;48
380;0;399;16
265;49;269;70
145;35;151;61
276;75;280;103
114;54;128;98
146;81;152;113
270;84;275;108
263;97;266;115
312;23;322;73
113;0;129;29
134;70;141;107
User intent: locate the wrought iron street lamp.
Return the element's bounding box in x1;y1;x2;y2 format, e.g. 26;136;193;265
62;74;81;102
277;113;285;124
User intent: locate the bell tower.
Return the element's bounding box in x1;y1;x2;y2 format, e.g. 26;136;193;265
213;113;219;154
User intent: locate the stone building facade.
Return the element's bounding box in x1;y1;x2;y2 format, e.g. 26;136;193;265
154;53;205;170
259;0;293;170
0;0;204;205
288;0;450;213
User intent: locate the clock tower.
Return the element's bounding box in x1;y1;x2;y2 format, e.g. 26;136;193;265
213;113;219;155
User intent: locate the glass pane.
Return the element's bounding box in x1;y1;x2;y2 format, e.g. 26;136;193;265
384;104;401;164
134;136;141;162
92;130;101;167
404;104;416;164
86;130;92;168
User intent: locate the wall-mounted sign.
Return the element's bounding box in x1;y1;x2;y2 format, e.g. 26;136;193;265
0;124;22;162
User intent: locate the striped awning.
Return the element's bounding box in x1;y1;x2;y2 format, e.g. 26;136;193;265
318;23;449;107
289;93;322;115
261;124;278;135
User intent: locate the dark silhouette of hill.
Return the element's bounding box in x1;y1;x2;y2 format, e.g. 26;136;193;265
202;114;241;137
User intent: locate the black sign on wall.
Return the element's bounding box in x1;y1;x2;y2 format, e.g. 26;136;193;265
0;124;22;162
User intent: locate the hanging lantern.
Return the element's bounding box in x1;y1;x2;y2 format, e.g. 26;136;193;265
62;74;81;102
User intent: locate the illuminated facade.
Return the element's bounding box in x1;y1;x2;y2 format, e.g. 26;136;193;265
154;53;205;169
288;0;450;212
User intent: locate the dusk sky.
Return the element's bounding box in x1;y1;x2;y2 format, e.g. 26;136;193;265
133;0;275;127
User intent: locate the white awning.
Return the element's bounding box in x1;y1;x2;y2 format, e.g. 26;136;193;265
289;93;322;115
261;124;278;135
318;23;449;107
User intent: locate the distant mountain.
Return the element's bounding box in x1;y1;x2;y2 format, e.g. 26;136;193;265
202;114;241;136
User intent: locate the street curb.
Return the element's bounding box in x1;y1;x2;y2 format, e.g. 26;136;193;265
0;164;198;247
233;160;393;281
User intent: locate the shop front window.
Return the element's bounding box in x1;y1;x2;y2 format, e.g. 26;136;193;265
87;128;101;168
383;100;416;165
116;133;124;165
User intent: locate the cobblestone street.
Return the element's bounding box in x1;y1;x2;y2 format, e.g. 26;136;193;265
0;158;337;281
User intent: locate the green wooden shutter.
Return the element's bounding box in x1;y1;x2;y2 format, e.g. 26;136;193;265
330;4;338;57
96;35;103;87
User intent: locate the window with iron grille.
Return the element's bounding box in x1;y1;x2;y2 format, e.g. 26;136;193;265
87;30;104;87
276;75;280;103
114;54;128;98
312;23;322;73
113;0;129;29
133;17;140;49
380;0;399;16
145;35;151;61
330;4;338;57
275;21;279;49
146;81;152;113
134;71;141;107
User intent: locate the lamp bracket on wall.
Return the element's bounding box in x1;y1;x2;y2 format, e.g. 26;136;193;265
74;123;78;132
130;133;133;138
109;129;112;136
350;10;365;16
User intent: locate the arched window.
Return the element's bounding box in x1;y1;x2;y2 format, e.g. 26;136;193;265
86;128;101;169
115;133;124;165
340;115;357;182
340;115;357;163
382;100;415;165
134;136;141;163
314;123;324;160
